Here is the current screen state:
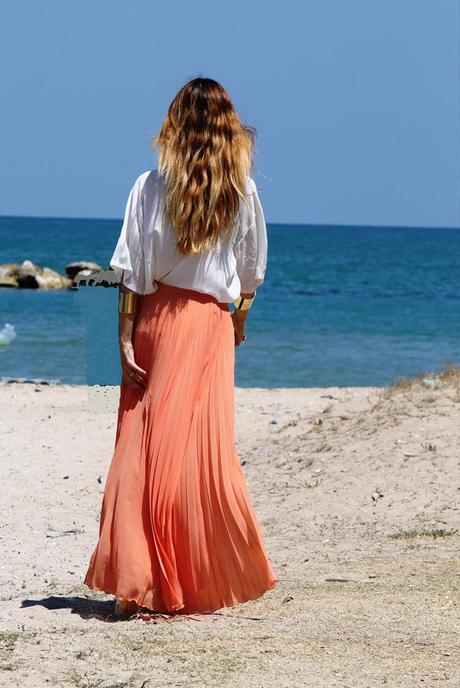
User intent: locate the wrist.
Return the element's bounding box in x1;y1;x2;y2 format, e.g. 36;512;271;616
119;339;133;353
233;291;256;312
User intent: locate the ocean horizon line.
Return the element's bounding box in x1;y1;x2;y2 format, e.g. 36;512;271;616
0;214;459;232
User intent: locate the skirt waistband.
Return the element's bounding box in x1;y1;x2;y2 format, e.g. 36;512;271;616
145;282;230;310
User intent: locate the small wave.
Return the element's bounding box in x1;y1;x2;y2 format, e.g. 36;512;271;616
0;323;16;346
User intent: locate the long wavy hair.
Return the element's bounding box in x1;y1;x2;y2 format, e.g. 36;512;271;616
151;77;256;255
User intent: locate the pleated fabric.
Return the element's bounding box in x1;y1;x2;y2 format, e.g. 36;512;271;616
83;282;278;614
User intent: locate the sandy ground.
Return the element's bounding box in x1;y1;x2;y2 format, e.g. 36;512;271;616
0;370;459;688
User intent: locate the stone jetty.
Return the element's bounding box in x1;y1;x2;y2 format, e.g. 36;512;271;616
0;260;105;290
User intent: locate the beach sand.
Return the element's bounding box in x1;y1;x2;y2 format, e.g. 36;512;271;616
0;371;459;687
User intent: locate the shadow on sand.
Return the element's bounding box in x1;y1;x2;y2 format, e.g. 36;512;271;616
20;595;241;623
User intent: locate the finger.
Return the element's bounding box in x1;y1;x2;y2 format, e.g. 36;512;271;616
131;370;147;385
127;377;144;392
123;370;146;390
129;374;146;390
126;362;147;378
127;361;147;379
126;362;147;382
122;354;147;377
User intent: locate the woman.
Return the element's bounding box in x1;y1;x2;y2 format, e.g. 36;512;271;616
83;77;278;620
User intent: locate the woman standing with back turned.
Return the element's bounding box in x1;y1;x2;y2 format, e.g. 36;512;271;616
83;77;278;619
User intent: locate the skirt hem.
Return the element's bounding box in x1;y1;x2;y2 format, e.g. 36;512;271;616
83;576;278;616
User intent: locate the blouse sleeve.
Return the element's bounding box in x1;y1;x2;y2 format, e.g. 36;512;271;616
233;182;268;293
109;174;146;294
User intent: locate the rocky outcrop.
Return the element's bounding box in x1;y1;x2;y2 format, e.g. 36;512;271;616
16;261;72;290
65;261;103;280
0;260;106;290
0;275;19;288
0;263;21;286
0;263;22;278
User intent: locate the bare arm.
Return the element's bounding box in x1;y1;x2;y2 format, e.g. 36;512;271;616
118;282;147;392
231;291;255;347
232;184;267;347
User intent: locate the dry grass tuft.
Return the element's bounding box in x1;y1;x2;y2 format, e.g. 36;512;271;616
383;363;460;398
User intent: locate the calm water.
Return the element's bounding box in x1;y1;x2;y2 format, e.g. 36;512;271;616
1;216;459;387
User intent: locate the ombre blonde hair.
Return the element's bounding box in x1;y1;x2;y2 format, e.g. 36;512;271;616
151;77;256;255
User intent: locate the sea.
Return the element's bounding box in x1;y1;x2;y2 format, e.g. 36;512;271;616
1;216;459;387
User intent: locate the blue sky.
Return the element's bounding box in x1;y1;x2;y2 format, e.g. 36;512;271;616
0;0;458;227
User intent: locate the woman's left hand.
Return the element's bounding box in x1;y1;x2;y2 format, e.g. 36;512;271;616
120;341;147;391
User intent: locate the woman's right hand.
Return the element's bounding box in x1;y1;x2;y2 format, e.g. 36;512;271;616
120;341;147;392
231;292;254;346
231;310;248;347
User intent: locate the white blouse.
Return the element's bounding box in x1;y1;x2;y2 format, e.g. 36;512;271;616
109;169;268;303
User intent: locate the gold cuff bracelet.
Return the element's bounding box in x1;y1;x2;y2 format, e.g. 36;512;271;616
118;291;138;314
233;292;256;311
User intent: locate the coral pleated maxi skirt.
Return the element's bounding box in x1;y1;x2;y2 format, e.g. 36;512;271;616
83;282;278;614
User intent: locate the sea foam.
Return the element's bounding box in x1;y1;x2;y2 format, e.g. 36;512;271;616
0;323;17;346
